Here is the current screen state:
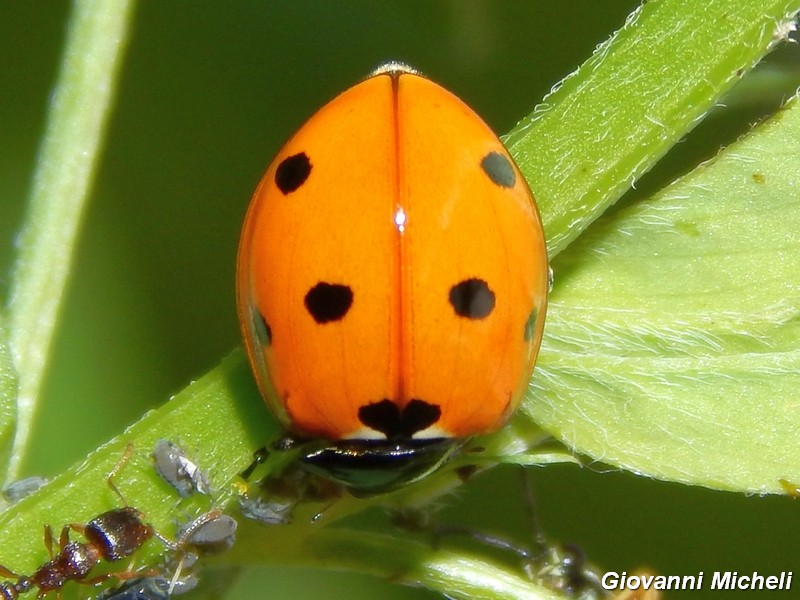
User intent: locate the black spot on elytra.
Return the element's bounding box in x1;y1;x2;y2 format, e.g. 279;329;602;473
480;151;515;188
304;282;353;324
523;308;538;342
358;399;441;439
254;310;272;346
275;153;311;194
449;278;495;319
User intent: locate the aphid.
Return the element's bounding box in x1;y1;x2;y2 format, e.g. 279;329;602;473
97;510;237;600
95;577;173;600
237;493;294;526
2;477;49;505
95;574;198;600
237;457;343;525
175;510;237;555
151;439;211;498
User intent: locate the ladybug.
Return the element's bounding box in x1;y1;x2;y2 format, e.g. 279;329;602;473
237;63;548;494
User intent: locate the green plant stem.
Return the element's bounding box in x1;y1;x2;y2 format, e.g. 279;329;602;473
5;0;135;481
229;526;562;600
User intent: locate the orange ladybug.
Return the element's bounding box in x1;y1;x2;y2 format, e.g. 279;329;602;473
237;63;548;494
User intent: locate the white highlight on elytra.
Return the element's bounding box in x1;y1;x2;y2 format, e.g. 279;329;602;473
394;206;407;233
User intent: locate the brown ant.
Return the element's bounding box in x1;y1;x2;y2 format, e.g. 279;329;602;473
0;445;174;599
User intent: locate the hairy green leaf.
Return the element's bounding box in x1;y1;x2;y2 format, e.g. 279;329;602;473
529;94;800;493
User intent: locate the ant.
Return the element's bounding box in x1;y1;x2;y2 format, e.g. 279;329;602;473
96;509;238;600
0;445;174;599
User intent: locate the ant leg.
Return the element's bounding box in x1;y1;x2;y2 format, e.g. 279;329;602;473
82;567;158;586
81;571;113;586
0;564;22;578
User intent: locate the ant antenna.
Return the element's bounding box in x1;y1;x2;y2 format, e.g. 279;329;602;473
105;443;179;552
106;443;135;506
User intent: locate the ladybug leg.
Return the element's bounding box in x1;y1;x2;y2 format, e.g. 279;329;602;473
238;436;304;483
239;447;269;481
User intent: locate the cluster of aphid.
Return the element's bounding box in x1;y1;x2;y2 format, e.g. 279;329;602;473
0;440;236;599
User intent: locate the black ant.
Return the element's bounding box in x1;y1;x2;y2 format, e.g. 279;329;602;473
0;445;174;599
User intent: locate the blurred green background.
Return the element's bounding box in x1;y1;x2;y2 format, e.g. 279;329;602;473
2;2;799;599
